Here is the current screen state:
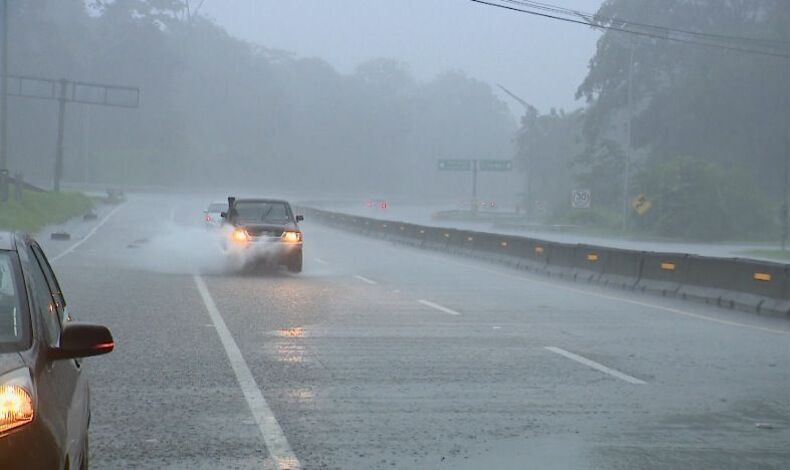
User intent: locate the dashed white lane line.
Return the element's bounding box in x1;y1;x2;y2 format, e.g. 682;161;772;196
545;346;646;385
313;257;329;265
193;275;301;470
326;230;790;336
418;299;461;316
51;204;124;262
353;275;378;285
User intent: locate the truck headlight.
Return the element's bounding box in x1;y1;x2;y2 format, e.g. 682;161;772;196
230;228;249;243
281;231;302;243
0;368;35;435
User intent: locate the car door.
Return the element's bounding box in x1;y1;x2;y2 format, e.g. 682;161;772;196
26;242;87;465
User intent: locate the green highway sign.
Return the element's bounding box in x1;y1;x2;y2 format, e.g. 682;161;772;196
437;159;473;171
478;160;513;172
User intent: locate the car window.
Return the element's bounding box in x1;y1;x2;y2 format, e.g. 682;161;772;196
0;253;24;345
234;202;291;223
26;246;61;346
31;243;66;313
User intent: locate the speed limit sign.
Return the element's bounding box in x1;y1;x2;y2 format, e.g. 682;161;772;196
571;189;591;209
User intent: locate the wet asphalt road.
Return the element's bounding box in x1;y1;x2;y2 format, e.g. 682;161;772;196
39;194;790;469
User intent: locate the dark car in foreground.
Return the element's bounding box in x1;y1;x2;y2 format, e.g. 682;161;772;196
0;232;114;470
221;197;304;273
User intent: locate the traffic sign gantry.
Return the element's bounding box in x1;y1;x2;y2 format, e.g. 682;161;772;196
437;159;473;171
478;160;513;171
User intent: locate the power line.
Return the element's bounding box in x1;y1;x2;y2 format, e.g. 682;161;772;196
470;0;790;59
504;0;790;48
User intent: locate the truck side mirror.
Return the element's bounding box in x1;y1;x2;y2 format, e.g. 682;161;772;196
296;215;304;222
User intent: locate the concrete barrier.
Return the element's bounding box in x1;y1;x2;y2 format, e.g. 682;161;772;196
636;253;688;297
299;207;790;318
598;248;643;290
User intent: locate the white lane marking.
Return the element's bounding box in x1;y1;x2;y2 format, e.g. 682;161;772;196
418;299;461;316
319;225;790;335
438;258;790;337
353;275;378;285
51;204;124;262
313;257;329;265
546;346;646;385
193;275;301;470
169;204;178;223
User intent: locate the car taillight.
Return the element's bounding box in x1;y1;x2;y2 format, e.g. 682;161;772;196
281;231;302;243
205;215;213;222
0;369;35;435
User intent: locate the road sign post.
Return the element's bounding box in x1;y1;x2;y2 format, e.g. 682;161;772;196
438;159;512;211
571;189;591;209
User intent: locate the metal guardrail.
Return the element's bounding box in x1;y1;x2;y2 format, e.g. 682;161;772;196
299;206;790;318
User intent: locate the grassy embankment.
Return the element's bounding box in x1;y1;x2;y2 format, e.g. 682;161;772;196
0;190;93;233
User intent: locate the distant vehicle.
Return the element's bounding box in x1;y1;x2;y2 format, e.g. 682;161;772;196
221;197;304;273
203;201;227;228
0;232;114;470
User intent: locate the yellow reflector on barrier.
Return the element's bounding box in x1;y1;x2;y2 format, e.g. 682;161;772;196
535;246;544;254
754;272;772;282
419;230;425;234
382;224;387;228
467;236;474;242
444;233;450;238
587;254;599;262
661;262;676;271
500;241;508;247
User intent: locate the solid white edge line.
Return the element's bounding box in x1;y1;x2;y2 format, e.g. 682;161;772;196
353;274;378;285
51;204;124;263
418;299;461;315
313;258;329;265
193;275;301;470
546;346;646;385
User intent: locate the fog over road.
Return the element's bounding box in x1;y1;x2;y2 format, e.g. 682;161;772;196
39;194;790;469
330;202;779;261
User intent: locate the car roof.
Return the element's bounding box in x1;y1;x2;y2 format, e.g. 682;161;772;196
0;232;16;251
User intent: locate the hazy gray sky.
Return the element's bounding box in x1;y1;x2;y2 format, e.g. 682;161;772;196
201;0;603;114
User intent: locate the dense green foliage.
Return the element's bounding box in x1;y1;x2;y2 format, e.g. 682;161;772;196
516;0;790;239
633;156;773;240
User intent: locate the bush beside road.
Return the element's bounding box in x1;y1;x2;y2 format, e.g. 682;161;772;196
0;190;93;232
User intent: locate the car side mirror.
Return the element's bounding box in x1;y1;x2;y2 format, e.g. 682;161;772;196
296;215;304;222
220;212;227;218
50;322;114;360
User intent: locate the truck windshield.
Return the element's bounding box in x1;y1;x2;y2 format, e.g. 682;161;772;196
233;201;291;224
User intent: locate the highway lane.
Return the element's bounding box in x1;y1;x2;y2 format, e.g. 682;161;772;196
38;194;790;469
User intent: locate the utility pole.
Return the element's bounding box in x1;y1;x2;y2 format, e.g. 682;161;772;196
54;79;67;192
622;40;636;233
0;0;7;203
0;0;7;174
782;136;788;250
